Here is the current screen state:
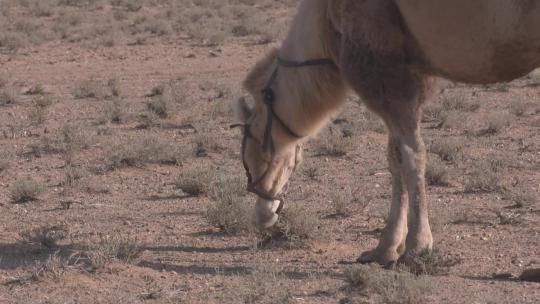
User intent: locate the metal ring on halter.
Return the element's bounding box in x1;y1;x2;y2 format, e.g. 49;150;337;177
235;54;336;211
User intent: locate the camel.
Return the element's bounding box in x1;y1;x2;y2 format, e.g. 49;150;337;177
234;0;540;264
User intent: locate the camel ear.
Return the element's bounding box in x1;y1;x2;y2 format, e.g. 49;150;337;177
235;96;252;122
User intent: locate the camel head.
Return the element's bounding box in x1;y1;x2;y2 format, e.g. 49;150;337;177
234;96;303;229
234;50;305;229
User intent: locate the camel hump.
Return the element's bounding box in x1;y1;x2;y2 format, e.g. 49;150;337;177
396;0;540;82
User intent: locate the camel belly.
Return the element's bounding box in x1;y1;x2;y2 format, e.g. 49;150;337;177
396;0;540;83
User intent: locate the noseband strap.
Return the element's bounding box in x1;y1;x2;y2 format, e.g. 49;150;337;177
241;54;335;205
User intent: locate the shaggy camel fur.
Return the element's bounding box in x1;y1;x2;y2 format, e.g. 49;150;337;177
236;0;540;264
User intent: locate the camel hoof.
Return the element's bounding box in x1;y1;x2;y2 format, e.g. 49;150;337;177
357;250;378;264
357;249;399;265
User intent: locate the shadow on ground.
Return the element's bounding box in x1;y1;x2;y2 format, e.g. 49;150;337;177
0;242;76;270
144;245;251;253
138;260;339;280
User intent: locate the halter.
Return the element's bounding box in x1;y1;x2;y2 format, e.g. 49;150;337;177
236;55;335;209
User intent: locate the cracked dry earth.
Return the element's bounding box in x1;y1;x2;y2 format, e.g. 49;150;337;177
0;34;539;304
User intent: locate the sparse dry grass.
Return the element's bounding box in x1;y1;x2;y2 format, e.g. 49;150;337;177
440;110;464;130
464;165;503;193
10;178;45;203
206;196;253;235
0;32;26;50
345;264;432;304
358;111;387;133
144;80;185;118
440;94;480;112
430;137;464;163
146;95;170;118
27;105;48;126
85;234;143;271
193;126;227;154
25;83;44;95
62;123;92;150
0;88;18;106
32;94;55;108
506;186;537;208
61;122;93;163
20;225;68;250
509;99;529;117
329;188;353;216
429;137;462;162
313;126;352;157
426;156;450;186
174;166;213;196
496;211;523;225
73;78;118;100
63;165;87;187
4;252;67;286
0;160;9;172
25;136;64;158
104;98;125;123
477;112;513;136
106;136;184;169
205;172;252;234
0;150;11;173
260;204;320;248
423;102;443;122
400;249;462;276
138;286;184;302
240;266;293;304
0;0;293;52
302;163;321;181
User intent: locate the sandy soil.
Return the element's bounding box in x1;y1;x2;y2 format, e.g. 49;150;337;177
0;5;539;304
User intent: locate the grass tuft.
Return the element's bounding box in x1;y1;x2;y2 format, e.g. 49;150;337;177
313;126;352;157
0;88;18;106
106;136;184;169
400;249;462;276
426;156;450;186
28;106;48;126
10;178;45;203
302;163;321;181
205;173;252;234
104;98;125;123
25;83;44;95
345;264;432;304
73;78;118;100
259;205;320;248
329;188;353;216
20;225;68;250
240;265;293;304
464;158;506;193
174;167;213;196
429;138;461;162
477;112;512;136
85;235;143;271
